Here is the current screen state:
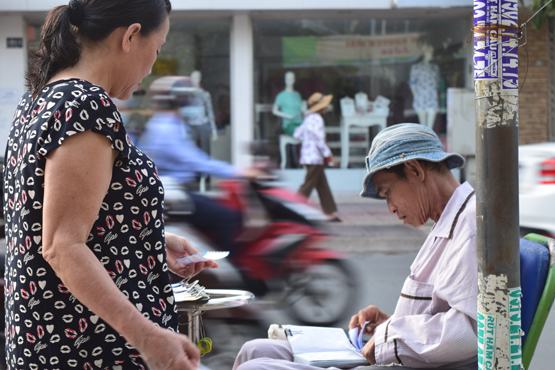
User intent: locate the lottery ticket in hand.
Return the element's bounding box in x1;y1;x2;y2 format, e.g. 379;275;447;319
176;251;230;265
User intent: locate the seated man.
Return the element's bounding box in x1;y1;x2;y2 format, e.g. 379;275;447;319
233;123;477;370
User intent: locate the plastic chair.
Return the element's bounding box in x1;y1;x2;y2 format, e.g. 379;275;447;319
521;233;555;369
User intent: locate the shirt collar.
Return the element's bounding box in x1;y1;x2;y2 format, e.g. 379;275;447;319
429;182;475;239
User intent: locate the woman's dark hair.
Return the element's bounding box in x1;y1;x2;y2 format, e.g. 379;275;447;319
26;0;172;96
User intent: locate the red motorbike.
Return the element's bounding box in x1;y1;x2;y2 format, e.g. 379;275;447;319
189;179;358;326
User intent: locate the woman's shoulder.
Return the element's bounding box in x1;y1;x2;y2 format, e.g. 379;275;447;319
39;78;118;116
32;79;128;158
41;78;110;101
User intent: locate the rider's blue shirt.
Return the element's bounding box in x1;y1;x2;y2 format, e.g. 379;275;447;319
138;112;239;184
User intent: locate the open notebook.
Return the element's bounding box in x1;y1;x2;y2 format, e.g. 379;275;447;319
284;325;369;369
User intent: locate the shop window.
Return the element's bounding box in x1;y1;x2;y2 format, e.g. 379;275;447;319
254;12;471;168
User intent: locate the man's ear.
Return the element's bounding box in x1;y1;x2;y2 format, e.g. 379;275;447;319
121;23;142;53
404;160;426;182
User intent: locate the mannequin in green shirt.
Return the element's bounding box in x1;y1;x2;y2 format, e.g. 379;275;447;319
273;71;304;136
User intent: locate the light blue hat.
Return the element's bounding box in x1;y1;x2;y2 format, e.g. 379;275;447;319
360;123;465;199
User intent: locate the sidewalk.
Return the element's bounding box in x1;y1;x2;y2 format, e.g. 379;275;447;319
309;191;429;255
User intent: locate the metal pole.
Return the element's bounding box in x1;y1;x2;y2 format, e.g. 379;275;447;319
473;1;522;369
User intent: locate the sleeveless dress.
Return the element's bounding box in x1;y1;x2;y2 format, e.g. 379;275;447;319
3;79;178;369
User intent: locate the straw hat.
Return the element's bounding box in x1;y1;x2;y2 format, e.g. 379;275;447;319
307;92;333;113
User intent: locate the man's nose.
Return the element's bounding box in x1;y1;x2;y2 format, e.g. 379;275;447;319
387;199;397;214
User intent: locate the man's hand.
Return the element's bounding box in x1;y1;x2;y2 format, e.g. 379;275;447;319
349;305;389;336
361;336;376;364
165;232;218;278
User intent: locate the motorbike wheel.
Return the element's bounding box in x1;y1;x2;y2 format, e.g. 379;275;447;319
285;259;357;326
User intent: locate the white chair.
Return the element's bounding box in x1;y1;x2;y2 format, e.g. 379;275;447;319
340;112;388;168
279;134;300;169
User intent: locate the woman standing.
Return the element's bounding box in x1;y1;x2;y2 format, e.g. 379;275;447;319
3;1;215;369
294;92;340;222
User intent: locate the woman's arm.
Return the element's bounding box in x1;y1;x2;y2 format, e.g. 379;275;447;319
42;131;199;369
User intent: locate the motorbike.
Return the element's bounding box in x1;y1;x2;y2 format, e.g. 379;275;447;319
163;176;358;326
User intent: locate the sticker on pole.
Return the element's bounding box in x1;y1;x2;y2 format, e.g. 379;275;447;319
473;0;519;90
474;0;499;80
477;276;522;370
500;0;518;90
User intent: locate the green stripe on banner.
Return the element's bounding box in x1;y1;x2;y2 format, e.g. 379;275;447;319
282;37;317;66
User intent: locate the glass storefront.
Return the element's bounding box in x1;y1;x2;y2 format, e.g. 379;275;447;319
127;17;231;157
27;15;231;159
24;9;473;168
253;10;472;167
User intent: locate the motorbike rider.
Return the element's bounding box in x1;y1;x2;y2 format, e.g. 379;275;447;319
138;76;260;253
233;123;477;370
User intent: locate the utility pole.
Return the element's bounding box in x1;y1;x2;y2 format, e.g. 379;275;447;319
473;0;522;369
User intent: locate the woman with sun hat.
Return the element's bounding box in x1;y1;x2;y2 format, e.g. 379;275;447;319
293;92;340;222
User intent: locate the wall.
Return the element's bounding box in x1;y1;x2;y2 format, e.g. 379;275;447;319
519;21;551;144
0;15;26;154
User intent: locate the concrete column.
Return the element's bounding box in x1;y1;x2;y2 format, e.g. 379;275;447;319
0;14;27;154
230;13;254;167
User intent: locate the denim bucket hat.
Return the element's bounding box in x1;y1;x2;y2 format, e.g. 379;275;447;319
360;123;465;199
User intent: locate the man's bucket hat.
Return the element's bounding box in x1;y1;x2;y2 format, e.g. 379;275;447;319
360;123;465;199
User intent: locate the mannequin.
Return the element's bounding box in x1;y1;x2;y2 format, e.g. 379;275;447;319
409;45;440;130
180;70;217;154
273;71;304;168
273;71;304;136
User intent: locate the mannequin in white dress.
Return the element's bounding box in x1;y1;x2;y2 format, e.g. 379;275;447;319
409;45;440;130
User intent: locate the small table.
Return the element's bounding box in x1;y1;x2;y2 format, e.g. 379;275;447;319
340;113;388;168
174;287;255;344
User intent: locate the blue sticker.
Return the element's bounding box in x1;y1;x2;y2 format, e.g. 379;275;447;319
474;0;519;90
500;0;519;90
474;0;499;80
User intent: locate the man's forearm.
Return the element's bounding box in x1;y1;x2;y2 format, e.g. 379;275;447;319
373;310;477;367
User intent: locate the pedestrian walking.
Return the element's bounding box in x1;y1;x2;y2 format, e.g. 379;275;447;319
294;92;340;222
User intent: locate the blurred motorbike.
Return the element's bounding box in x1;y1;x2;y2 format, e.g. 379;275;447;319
164;177;358;326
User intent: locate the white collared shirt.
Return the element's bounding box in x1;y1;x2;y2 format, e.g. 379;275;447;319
374;182;477;368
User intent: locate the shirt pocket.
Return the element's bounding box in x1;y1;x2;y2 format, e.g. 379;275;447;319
393;276;435;316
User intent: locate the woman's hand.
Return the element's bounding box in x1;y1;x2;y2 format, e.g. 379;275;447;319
165;232;218;279
325;156;338;167
138;325;200;370
349;304;389;336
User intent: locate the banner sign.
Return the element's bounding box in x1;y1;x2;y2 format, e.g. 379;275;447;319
283;33;422;67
